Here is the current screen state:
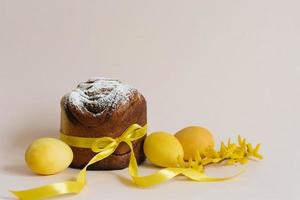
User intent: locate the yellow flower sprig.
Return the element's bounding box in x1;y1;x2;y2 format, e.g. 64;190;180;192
178;135;263;170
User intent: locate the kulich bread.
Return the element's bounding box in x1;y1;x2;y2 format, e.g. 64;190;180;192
60;78;147;170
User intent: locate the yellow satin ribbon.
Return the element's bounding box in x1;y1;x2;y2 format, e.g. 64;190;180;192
125;138;241;187
11;124;239;200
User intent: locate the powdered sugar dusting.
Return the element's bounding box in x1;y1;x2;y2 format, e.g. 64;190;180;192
67;77;137;115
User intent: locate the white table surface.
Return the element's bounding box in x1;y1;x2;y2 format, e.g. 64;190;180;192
0;1;299;199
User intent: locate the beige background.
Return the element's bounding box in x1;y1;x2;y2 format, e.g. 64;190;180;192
0;0;299;199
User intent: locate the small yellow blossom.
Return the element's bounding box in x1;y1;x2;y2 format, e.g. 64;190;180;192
177;135;263;170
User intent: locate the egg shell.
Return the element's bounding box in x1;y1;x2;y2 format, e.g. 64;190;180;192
25;137;73;175
175;126;214;160
143;132;184;167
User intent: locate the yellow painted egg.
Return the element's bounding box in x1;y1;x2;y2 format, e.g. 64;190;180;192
175;126;215;160
25;138;73;175
143;132;184;167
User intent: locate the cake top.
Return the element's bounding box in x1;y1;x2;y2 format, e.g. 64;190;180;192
66;77;137;116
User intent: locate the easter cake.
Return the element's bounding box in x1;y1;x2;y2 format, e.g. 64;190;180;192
60;77;147;170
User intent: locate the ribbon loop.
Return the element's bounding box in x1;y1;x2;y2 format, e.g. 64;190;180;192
119;124;147;142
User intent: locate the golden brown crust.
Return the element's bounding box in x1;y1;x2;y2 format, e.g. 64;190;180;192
60;78;147;170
